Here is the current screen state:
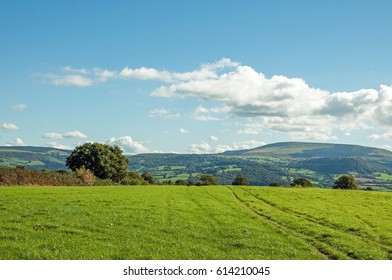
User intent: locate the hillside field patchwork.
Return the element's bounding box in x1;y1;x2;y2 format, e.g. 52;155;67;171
0;185;391;260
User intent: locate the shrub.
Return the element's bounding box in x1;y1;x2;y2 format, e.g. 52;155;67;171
75;167;95;186
121;171;144;185
196;174;219;186
333;175;359;190
175;179;189;186
232;174;249;186
142;172;155;184
291;178;313;187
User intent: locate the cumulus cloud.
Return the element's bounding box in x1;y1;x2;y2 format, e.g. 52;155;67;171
1;123;18;130
186;139;267;154
209;136;218;141
11;104;27;111
40;58;392;141
369;131;392;141
52;75;93;87
179;128;189;134
148;108;180;119
43;130;87;139
46;142;74;150
63;130;88;139
146;59;392;141
107;136;149;154
192;105;228;121
43;132;64;139
6;138;27;146
187;142;213;154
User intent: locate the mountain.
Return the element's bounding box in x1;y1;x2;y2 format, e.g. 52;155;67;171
224;142;392;159
0;146;70;170
1;142;392;190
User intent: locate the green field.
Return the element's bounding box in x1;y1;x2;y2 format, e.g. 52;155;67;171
0;186;391;260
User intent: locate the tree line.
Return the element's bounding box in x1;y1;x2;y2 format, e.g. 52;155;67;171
0;142;361;189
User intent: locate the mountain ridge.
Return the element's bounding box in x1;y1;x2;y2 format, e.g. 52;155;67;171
1;142;392;189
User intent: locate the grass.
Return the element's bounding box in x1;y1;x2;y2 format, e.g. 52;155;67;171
0;186;391;260
231;187;392;259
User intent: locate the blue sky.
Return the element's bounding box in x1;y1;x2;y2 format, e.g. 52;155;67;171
1;0;392;153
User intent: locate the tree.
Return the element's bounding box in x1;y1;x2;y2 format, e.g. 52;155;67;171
66;142;128;182
232;174;249;186
197;174;219;186
121;171;144;185
142;172;155;184
333;175;359;190
291;178;313;187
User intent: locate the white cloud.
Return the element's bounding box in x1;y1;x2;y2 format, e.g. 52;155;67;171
179;128;189;134
237;122;264;135
93;68;117;82
43;132;64;139
1;123;18;130
187;142;212;153
63;130;88;139
5;138;27;146
232;140;266;150
148;108;180;119
11;104;27;111
186;140;266;154
38;59;392;142
192;105;228;121
63;66;89;74
369;131;392;141
46;142;73;150
209;136;218;141
42;131;87;139
107;136;149;154
52;75;93;87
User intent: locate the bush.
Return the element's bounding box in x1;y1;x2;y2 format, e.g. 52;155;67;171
121;171;144;185
175;179;189;186
142;172;155;184
333;175;359;190
0;167;81;186
232;174;249;186
75;167;95;186
291;178;313;187
196;174;219;186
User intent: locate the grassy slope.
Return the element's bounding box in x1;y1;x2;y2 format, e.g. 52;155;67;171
0;186;391;260
231;187;392;259
0;186;321;260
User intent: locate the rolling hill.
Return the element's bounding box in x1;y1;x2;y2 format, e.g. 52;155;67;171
1;142;392;189
0;146;70;170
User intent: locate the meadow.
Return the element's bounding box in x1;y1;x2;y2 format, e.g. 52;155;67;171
0;185;391;260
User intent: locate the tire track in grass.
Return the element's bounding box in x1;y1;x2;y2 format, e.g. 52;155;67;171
227;186;334;260
244;188;392;257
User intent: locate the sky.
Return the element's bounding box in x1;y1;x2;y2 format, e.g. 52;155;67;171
1;0;392;154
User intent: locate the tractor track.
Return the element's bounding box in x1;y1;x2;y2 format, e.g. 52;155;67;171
226;186;335;260
241;187;392;256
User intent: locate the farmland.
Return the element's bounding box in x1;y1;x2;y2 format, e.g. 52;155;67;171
0;185;391;260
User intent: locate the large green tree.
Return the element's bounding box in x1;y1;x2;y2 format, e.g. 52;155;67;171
66;142;128;182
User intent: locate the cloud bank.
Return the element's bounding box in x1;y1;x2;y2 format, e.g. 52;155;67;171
42;58;392;141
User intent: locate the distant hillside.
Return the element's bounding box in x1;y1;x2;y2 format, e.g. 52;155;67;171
0;146;70;170
222;142;392;190
225;142;392;159
2;143;392;190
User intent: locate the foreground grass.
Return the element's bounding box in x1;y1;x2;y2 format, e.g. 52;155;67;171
0;186;391;260
230;187;392;259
